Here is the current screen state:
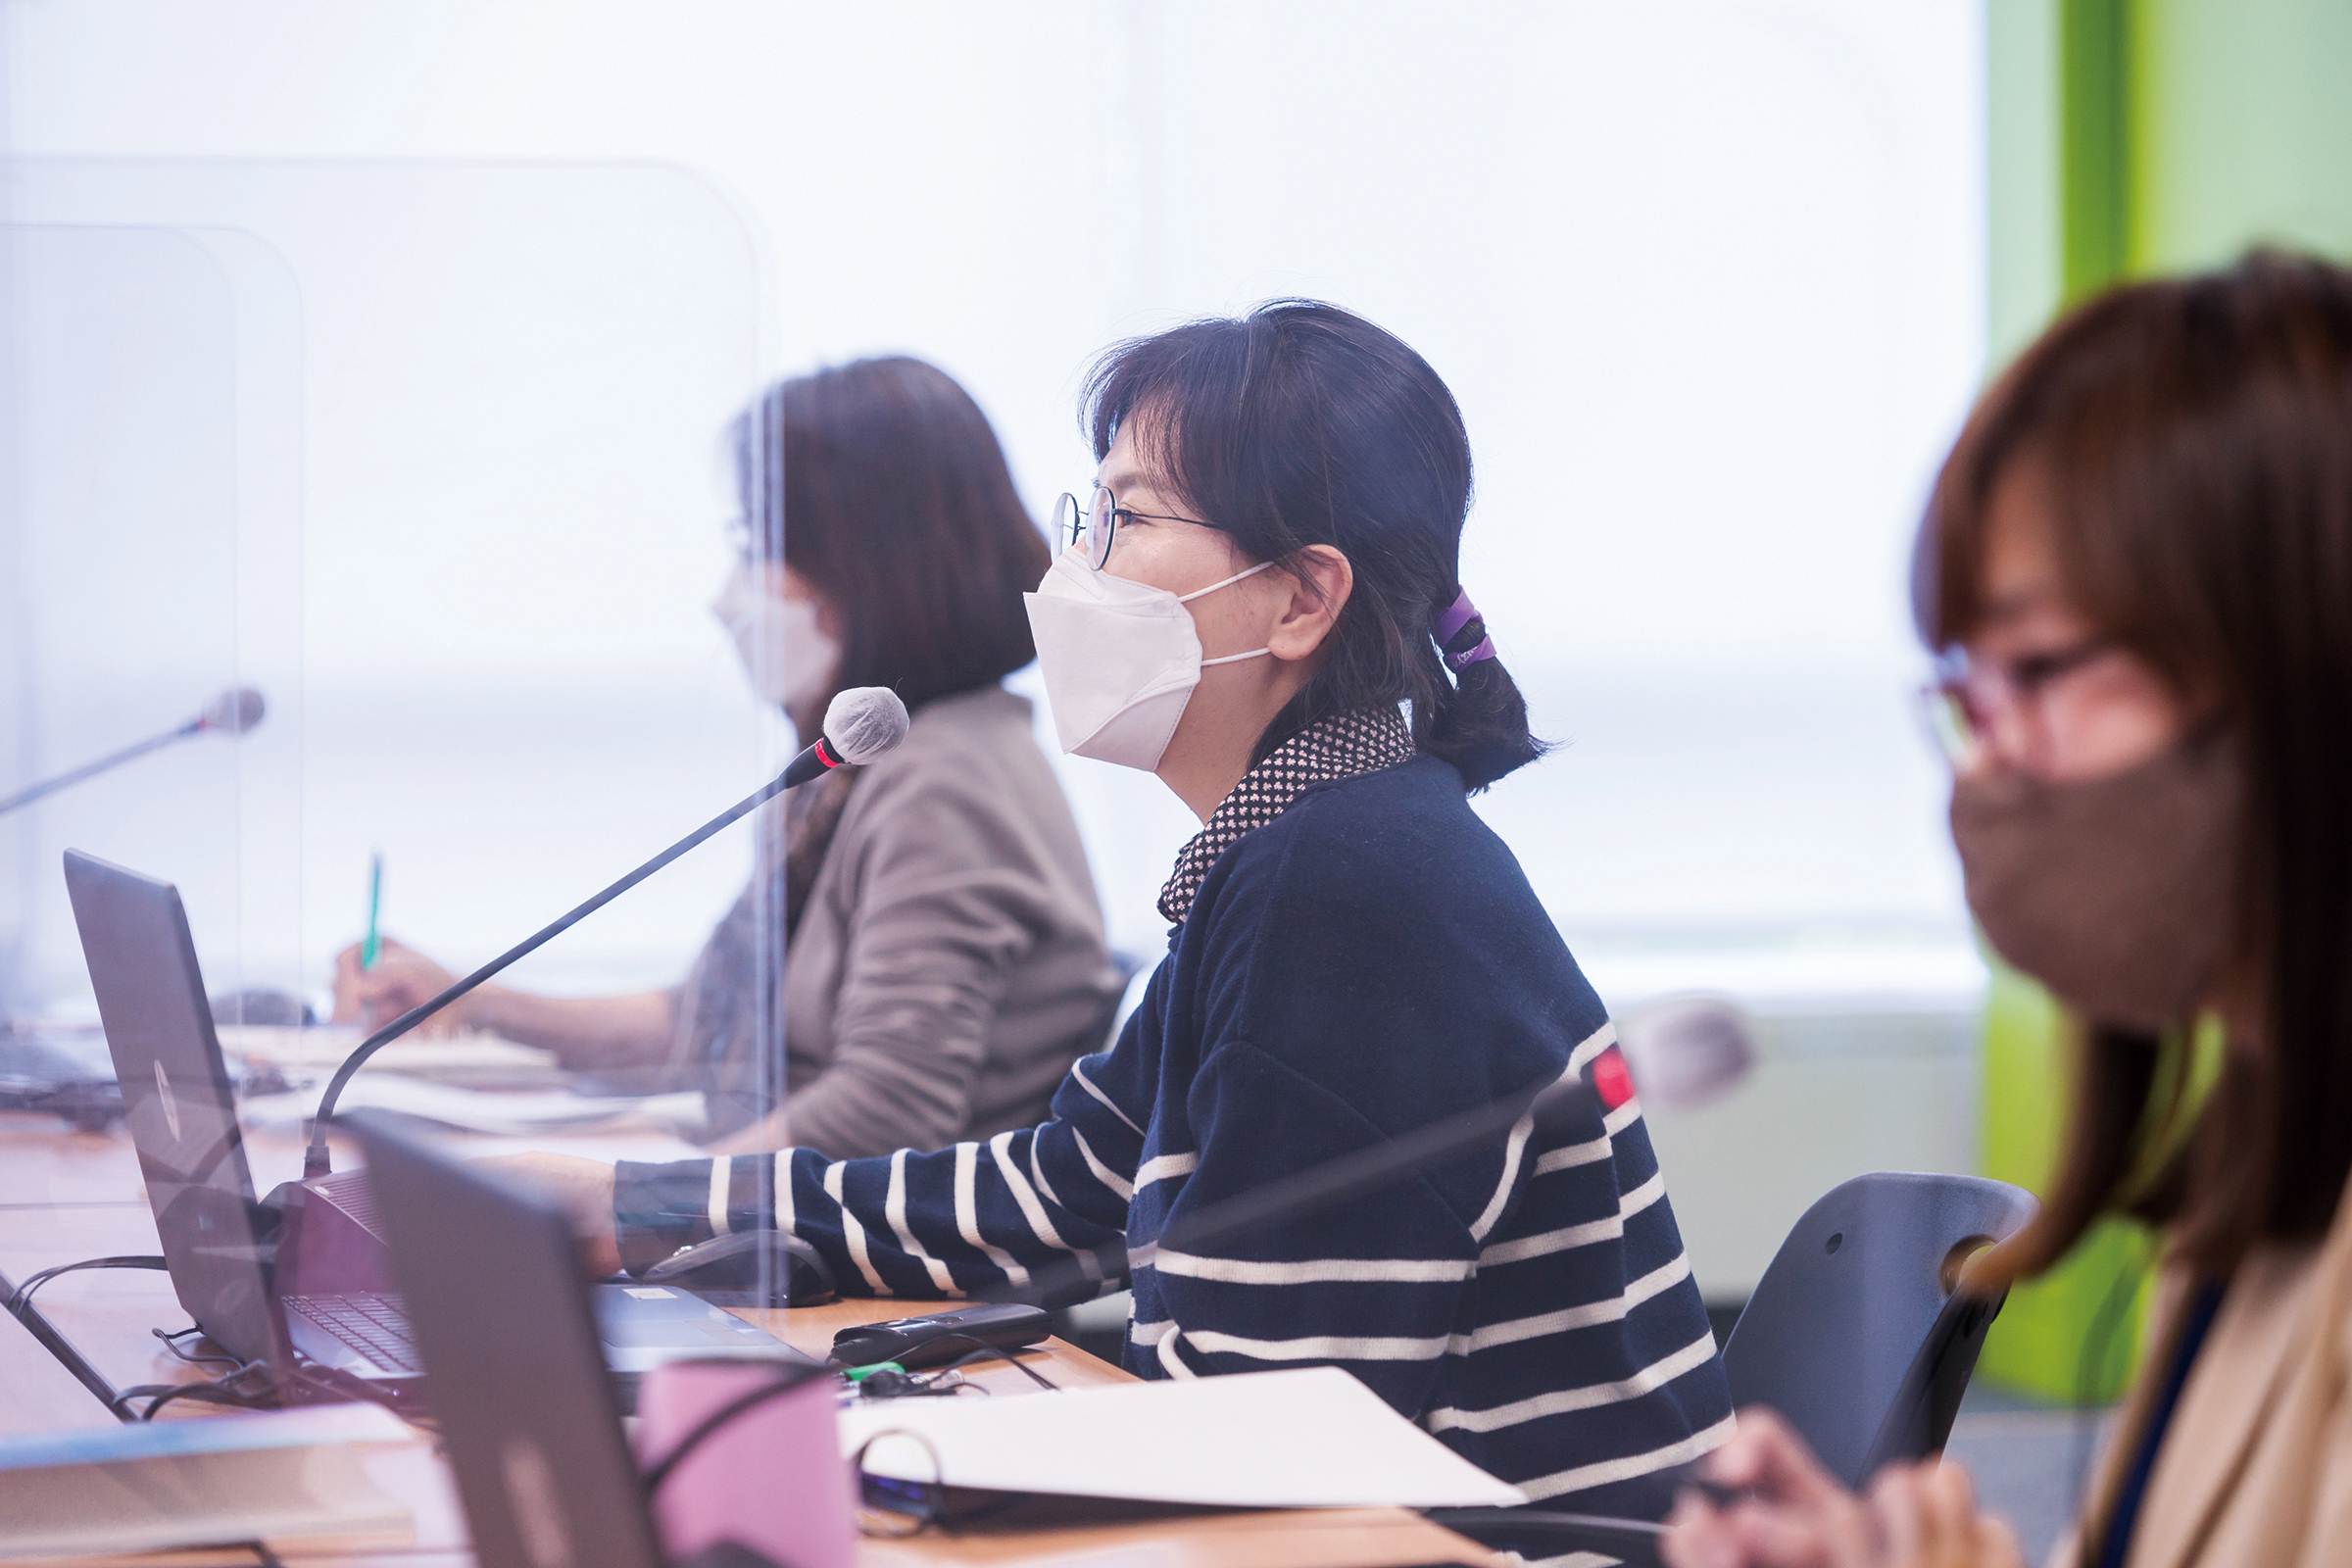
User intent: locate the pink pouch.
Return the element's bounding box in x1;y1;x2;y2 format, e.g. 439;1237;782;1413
636;1358;857;1568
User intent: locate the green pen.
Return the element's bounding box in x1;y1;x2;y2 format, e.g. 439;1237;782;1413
361;852;383;971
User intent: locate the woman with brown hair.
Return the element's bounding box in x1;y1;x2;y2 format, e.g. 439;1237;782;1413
335;358;1126;1158
1665;251;2352;1567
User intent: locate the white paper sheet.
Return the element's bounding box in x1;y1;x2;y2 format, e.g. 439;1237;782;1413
241;1076;708;1138
0;1403;414;1472
836;1366;1525;1510
0;1438;410;1560
220;1026;567;1087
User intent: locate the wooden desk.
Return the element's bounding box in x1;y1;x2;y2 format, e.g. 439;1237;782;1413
2;1121;1497;1567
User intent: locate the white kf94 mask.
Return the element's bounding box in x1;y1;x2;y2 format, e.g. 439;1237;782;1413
712;564;840;714
1023;550;1274;770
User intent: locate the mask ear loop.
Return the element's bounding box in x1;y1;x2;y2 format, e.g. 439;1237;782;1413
1180;561;1279;666
1176;561;1274;603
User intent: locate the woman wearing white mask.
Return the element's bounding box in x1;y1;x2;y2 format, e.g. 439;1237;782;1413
503;302;1731;1518
335;357;1124;1158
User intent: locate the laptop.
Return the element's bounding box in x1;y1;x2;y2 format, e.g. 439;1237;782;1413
62;848;809;1400
352;1108;822;1568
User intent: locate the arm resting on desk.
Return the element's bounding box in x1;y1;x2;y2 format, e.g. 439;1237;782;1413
613;1083;1137;1302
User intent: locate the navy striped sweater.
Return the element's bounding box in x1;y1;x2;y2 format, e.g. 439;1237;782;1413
614;755;1733;1514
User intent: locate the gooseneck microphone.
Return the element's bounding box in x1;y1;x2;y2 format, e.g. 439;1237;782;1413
985;1064;1602;1307
301;686;910;1177
0;688;267;817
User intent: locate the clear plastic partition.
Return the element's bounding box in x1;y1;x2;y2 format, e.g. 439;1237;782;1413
3;160;782;1197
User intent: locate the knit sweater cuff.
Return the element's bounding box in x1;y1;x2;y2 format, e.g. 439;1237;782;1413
614;1157;719;1275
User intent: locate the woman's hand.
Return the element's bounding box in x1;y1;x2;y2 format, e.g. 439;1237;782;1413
470;1152;622;1278
1663;1408;2024;1568
330;938;480;1033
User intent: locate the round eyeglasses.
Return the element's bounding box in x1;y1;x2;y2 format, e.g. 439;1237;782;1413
1914;638;2114;774
1051;486;1212;570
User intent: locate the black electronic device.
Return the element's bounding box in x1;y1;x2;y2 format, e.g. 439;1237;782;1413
63;848;413;1395
639;1230;838;1307
62;849;809;1396
352;1109;681;1568
355;1110;822;1568
828;1301;1052;1370
302;684;912;1178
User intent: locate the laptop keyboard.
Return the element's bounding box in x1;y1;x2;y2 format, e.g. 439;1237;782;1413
281;1292;424;1374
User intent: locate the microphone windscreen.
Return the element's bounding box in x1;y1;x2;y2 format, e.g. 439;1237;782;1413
822;686;910;765
200;687;268;736
1615;995;1757;1114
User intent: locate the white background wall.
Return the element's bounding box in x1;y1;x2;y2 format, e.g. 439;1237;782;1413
3;1;1987;1031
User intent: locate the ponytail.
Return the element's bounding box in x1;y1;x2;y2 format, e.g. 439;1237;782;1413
1084;299;1550;794
1426;587;1546;791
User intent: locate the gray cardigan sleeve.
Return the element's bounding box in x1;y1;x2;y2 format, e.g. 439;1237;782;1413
780;754;1069;1155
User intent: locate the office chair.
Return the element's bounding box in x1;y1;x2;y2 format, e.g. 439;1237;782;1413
1429;1170;2037;1566
1719;1170;2036;1486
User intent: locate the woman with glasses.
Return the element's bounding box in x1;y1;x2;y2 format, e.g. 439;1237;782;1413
335;358;1125;1158
504;301;1733;1516
1667;253;2352;1567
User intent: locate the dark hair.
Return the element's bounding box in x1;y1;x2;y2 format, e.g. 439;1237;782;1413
1918;250;2352;1282
1082;300;1544;791
734;356;1049;713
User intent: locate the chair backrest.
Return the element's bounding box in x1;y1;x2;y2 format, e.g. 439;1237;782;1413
1721;1171;2037;1489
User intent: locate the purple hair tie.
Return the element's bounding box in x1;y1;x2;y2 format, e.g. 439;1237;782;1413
1433;588;1496;670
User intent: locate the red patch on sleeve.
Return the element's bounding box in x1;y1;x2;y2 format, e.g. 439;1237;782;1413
1592;1045;1635;1111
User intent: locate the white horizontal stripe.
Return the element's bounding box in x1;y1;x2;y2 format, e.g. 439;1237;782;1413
1155;1329;1198;1379
953;1143;1027;1288
1069;1127;1134;1202
1603;1099;1642;1135
991;1129;1099;1281
1567;1020;1619;1075
1134;1152;1199;1188
1127;1316;1178;1346
1519;1552;1623;1568
1470;1089;1544;1244
1425;1331;1721;1435
1146;1250;1477;1285
1479;1171;1666;1266
1446;1254;1692;1355
824;1160;888;1295
771;1152;795;1239
1531;1136;1610;1176
1517;1412;1738;1502
1070;1057;1145;1137
886;1150;956;1295
1172;1327;1449;1362
1028;1139;1064;1209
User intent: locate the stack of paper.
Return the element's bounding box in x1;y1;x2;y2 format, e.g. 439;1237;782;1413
241;1075;710;1139
220;1025;567;1090
837;1366;1527;1509
0;1404;415;1561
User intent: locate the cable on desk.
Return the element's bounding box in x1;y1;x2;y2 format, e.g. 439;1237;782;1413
112;1358;277;1420
905;1334;1057;1392
153;1325;243;1369
4;1254;168;1314
638;1369;826;1497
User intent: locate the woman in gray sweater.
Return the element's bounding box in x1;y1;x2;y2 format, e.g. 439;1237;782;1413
334;359;1124;1157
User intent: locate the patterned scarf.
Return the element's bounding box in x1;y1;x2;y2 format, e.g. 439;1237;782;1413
1156;707;1417;926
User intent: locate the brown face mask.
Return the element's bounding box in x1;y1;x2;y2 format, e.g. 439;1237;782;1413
1949;732;2241;1035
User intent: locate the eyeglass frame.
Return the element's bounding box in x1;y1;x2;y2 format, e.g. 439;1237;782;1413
1052;485;1214;570
1915;636;2116;773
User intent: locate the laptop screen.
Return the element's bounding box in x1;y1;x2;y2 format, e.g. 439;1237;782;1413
63;849;287;1367
352;1109;665;1568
